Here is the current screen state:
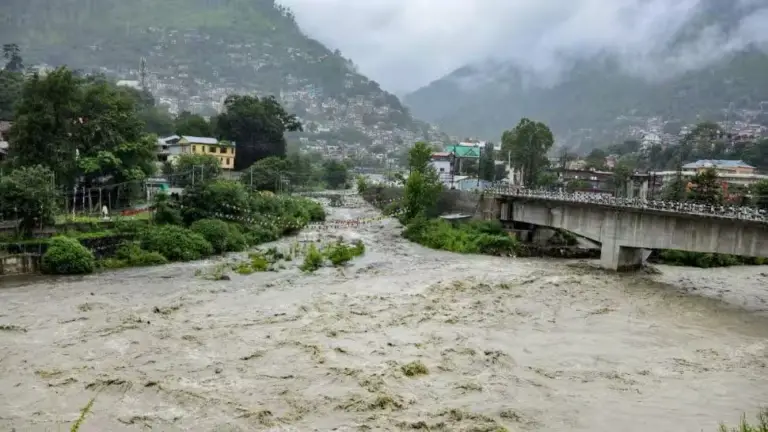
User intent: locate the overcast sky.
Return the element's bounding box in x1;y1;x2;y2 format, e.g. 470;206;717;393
280;0;768;95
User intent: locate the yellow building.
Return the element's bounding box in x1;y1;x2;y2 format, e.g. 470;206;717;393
179;136;236;170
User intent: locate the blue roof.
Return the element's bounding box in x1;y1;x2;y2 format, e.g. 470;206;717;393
682;159;754;169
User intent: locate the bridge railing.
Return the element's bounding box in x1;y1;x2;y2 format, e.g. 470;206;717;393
490;186;768;222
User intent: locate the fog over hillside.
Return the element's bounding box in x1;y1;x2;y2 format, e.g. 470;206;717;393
282;0;768;93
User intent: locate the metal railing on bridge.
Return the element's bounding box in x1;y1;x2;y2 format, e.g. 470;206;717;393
489;185;768;222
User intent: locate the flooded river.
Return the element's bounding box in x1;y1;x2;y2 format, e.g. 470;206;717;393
1;195;768;431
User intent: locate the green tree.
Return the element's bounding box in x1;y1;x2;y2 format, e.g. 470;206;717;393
241;156;287;192
407;141;433;174
180;180;251;225
2;43;24;73
688;167;722;204
8;67;156;191
403;144;442;221
323;159;349;189
501;118;555;187
751;179;768;209
169;153;222;186
0;69;22;120
215;95;302;170
0;44;23;120
0;165;57;234
479;142;495;181
585;148;607;170
175;111;213;137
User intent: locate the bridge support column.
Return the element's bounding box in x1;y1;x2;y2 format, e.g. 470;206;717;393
600;241;649;271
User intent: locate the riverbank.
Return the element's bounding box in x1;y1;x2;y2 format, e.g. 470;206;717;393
1;195;767;431
0;180;327;276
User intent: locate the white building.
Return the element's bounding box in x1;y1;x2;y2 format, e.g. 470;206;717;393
430;152;454;187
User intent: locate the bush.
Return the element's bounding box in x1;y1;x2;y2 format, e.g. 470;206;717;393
356;176;368;194
658;249;751;268
225;223;247;252
116;242;168;266
190;219;232;254
300;243;325;272
242;223;281;246
323;240;365;266
403;218;518;256
41;236;95;275
140;225;213;261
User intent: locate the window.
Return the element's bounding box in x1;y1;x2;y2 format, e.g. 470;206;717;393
193;145;197;152
226;158;231;165
209;146;216;153
219;147;226;154
439;167;445;172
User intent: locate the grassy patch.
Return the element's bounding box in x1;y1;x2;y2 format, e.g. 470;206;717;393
401;360;429;377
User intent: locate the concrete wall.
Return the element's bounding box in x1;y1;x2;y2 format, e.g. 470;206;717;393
0;254;40;276
503;197;768;270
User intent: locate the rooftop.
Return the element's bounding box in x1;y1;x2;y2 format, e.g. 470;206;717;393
682;160;754;169
180;136;219;145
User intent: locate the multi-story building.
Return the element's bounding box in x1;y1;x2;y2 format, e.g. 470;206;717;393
429;152;455;187
182;136;236;170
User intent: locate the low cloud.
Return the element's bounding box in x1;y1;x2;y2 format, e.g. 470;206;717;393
280;0;768;93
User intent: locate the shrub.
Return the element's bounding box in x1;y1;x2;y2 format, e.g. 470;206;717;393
242;223;281;246
356;176;368;194
190;219;232;254
225;223;247;252
41;236;95;275
113;219;148;235
114;241;168;267
140;225;213;261
323;240;366;266
300;243;325;272
404;218;518;256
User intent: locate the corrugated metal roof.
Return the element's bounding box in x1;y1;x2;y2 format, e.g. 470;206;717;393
181;136;219;145
445;145;481;158
682;159;754;169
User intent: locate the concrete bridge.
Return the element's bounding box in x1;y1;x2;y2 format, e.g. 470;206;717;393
487;190;768;270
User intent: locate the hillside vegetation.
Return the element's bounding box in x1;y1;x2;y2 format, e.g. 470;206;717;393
0;0;426;133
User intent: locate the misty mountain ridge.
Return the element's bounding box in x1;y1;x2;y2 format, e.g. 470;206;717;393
404;0;768;145
0;0;439;143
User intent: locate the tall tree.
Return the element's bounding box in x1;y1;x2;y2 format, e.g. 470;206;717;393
8;67;156;190
688;167;723;204
0;165;57;234
403;142;442;221
0;43;24;120
479;142;495;181
2;44;23;73
407;141;433;174
175;111;213;137
215;95;302;170
501;118;554;187
323;159;349;189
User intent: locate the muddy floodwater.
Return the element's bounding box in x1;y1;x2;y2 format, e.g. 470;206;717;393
2;195;768;431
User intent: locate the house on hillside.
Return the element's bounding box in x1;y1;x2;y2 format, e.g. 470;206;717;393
682;159;755;175
429;152;455;187
183;136;236;170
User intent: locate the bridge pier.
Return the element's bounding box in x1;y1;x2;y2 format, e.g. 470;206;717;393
600;241;651;271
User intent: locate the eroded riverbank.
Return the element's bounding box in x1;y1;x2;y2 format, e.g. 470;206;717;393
1;195;767;431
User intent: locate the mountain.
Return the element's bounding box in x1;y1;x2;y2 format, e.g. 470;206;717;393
0;0;441;145
404;0;768;147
